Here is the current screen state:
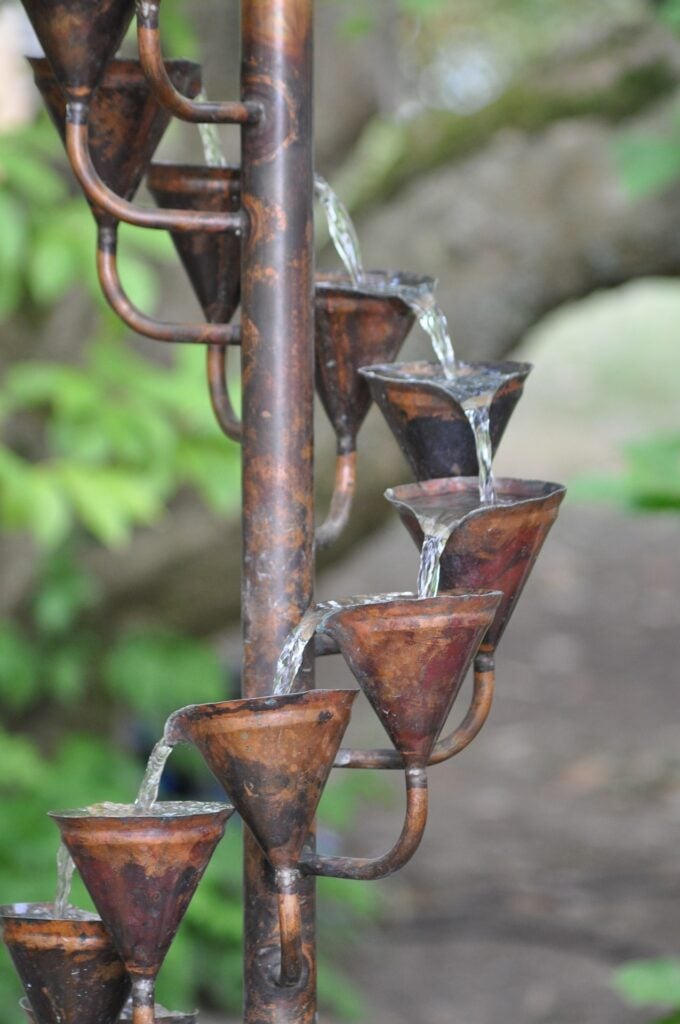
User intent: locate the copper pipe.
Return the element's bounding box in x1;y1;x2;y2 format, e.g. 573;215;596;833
137;1;261;125
131;978;156;1024
333;655;495;771
97;224;241;345
300;767;428;881
66;103;246;234
207;344;242;441
275;870;304;987
315;450;356;550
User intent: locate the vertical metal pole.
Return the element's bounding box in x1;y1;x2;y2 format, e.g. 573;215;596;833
240;1;316;1022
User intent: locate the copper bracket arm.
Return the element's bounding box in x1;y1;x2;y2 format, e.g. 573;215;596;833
136;0;262;125
300;766;428;881
97;224;241;345
67;103;247;234
332;655;496;771
315;450;356;551
207;344;242;441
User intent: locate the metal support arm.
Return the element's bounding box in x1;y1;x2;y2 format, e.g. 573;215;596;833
97;224;241;345
300;767;428;881
136;0;262;124
67;104;246;234
332;655;496;770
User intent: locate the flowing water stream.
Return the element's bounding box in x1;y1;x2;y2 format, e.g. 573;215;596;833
197;94;229;169
273;592;412;696
134;736;175;812
54;843;75;918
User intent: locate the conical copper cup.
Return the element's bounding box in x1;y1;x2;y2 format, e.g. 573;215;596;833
0;903;130;1024
166;690;357;870
386;477;567;651
360;360;532;480
29;58;202;207
148;163;242;324
319;593;501;766
21;0;136;101
315;271;423;453
49;803;232;983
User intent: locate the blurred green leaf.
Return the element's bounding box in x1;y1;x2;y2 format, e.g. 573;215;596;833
613;960;680;1007
0;623;41;712
102;629;224;719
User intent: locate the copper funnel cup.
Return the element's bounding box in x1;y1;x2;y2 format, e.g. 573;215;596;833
29;59;202;207
315;272;423;452
0;903;130;1024
21;0;136;101
148;163;242;324
360;360;532;480
49;803;232;982
166;690;357;870
386;477;567;651
319;594;501;766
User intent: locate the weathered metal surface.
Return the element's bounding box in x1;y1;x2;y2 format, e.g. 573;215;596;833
387;477;567;651
361;360;532;480
167;691;356;870
301;765;428;881
315;449;356;550
96;223;242;345
30;58;201;218
147;163;243;325
0;904;130;1024
137;0;259;124
20;996;199;1024
334;652;496;770
239;0;317;1017
315;272;422;455
20;0;135;100
49;804;232;982
319;593;500;766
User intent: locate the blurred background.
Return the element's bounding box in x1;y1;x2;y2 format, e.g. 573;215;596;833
0;0;679;1021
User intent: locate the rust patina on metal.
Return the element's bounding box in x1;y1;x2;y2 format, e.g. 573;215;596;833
167;690;356;988
136;0;261;124
50;804;232;1024
148;163;244;439
361;360;532;480
314;271;424;549
0;904;130;1024
387;477;567;651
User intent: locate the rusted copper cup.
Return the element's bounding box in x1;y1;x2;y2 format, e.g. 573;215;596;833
319;593;501;767
0;903;130;1024
29;59;202;210
148;163;242;324
386;477;567;651
315;272;425;454
166;690;357;870
360;360;532;481
21;0;136;101
49;803;232;988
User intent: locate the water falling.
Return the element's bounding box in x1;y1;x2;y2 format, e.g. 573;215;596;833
400;286;457;380
417;530;450;598
134;736;175;812
197;92;228;169
54;842;75;918
314;174;365;286
273;605;335;696
273;593;412;696
463;402;495;504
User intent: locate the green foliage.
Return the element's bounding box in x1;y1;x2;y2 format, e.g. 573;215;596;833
613;959;680;1022
571;434;680;512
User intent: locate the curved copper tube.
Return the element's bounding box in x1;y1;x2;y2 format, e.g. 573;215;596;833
137;2;261;124
275;869;304;987
131;978;156;1024
315;450;356;551
300;767;428;881
66;103;246;235
97;225;241;345
333;655;495;771
207;344;242;441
